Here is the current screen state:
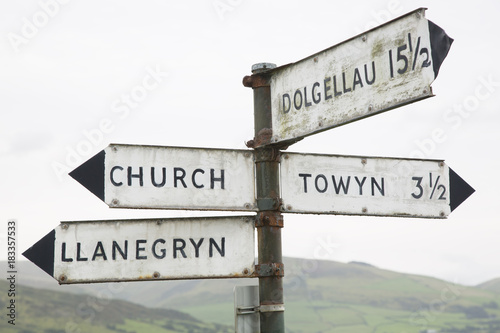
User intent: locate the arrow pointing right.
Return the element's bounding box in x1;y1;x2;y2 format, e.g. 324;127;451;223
449;168;475;212
280;152;474;218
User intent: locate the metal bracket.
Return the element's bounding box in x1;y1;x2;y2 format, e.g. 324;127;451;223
236;304;285;314
255;211;283;228
236;306;259;315
260;304;285;313
253;146;281;162
242;73;271;88
256;198;279;211
255;263;284;277
246;128;274;148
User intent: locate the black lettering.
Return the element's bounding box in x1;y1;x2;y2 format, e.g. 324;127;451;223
333;75;342;97
314;174;328;193
324;77;332;100
110;166;123;186
173;239;187;258
354;176;366;195
152;239;166;259
210;169;225;189
389;49;394;78
342;72;351;93
92;241;107;261
174;167;187;188
304;87;312;107
397;44;408;74
61;243;73;262
420;47;431;68
127;166;143;186
293;89;303;110
282;93;291;113
77;242;88;261
312;82;321;104
190;238;204;258
209;238;225;257
136;239;147;260
371;177;385;196
112;240;127;260
332;176;351;194
365;61;376;85
192;169;205;189
411;176;424;199
352;67;363;90
151;167;166;187
299;173;312;193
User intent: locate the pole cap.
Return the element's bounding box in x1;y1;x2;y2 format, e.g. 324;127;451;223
251;63;276;74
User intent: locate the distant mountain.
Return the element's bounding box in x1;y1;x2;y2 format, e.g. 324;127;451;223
11;258;500;332
478;278;500;294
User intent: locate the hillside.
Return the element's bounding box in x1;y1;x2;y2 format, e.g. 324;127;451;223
0;279;231;333
478;278;500;294
12;258;500;332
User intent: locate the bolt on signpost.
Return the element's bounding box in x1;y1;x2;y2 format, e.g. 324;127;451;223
23;8;474;333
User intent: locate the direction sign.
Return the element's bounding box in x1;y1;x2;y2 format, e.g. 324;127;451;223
280;152;474;218
22;216;256;284
70;144;256;211
267;8;453;145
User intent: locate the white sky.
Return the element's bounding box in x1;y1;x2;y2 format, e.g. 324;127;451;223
1;0;499;286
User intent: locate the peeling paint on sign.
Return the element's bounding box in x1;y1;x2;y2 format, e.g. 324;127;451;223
268;8;453;144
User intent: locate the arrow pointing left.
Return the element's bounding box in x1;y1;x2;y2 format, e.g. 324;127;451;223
69;144;257;212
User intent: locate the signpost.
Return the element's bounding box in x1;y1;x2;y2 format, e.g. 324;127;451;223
23;8;471;333
280;152;474;218
22;216;256;284
69;144;256;212
264;8;453;146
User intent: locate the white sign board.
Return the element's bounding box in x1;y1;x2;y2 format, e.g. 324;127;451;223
268;8;453;144
23;216;256;284
280;152;452;218
70;144;257;211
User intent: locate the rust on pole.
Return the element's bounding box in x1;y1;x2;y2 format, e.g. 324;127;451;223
244;62;286;332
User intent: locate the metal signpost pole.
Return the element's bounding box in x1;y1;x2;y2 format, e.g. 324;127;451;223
244;63;285;332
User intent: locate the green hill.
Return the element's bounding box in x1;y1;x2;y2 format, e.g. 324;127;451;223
478;278;500;294
281;258;500;332
0;279;231;333
11;258;500;332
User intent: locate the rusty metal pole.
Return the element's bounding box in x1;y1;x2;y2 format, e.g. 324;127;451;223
243;63;285;333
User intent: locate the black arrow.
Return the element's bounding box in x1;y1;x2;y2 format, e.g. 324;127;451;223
449;168;475;212
22;229;55;279
428;20;454;79
69;149;105;202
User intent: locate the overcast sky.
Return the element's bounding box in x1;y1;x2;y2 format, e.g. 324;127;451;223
1;0;499;286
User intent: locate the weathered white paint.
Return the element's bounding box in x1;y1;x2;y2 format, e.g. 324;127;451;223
54;216;256;284
280;152;451;218
105;144;256;211
270;8;435;144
